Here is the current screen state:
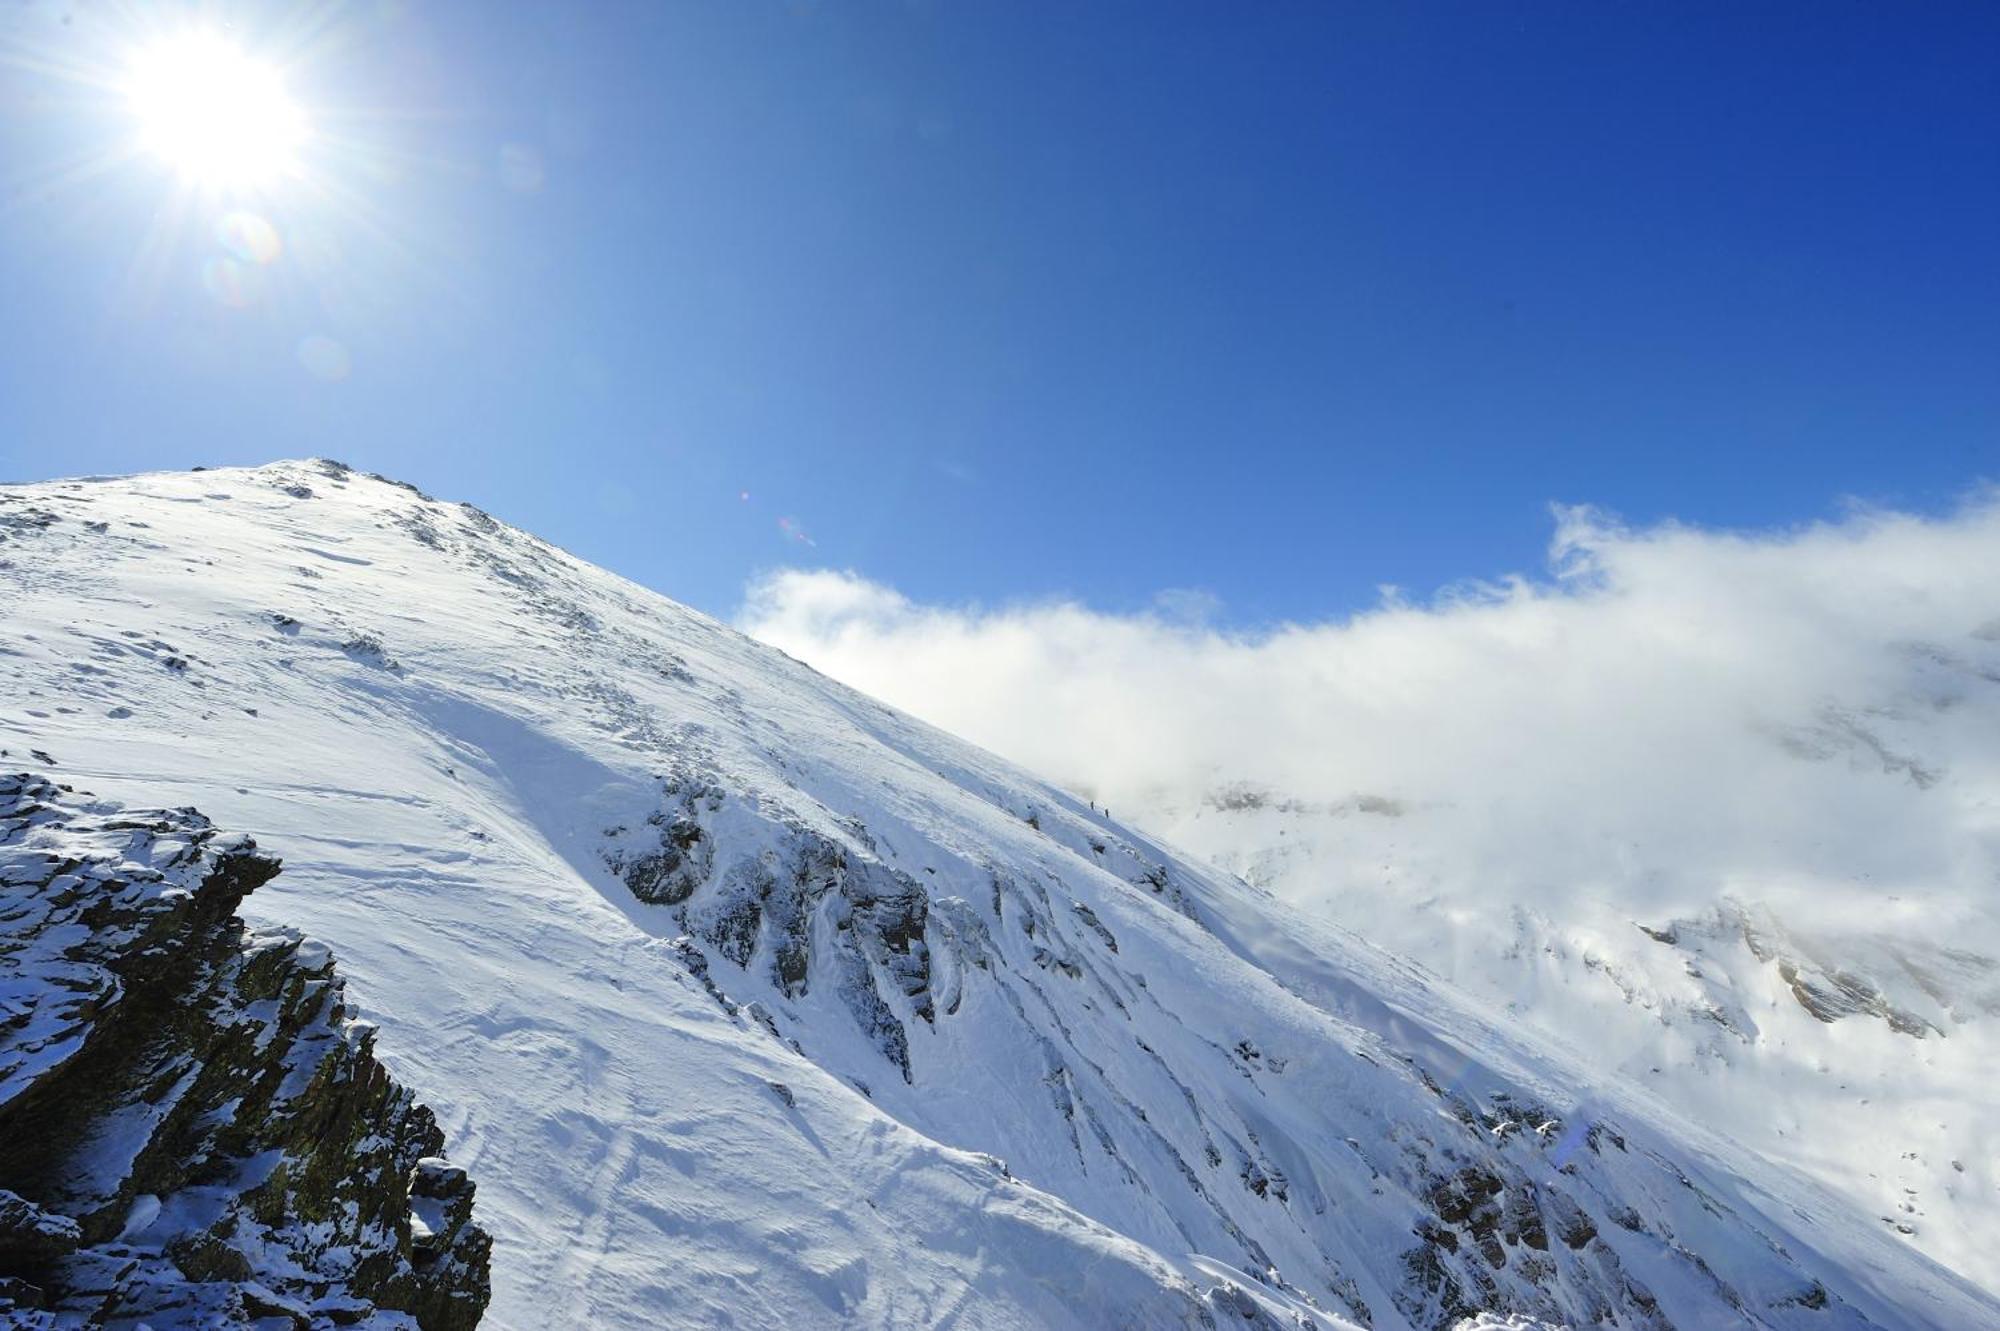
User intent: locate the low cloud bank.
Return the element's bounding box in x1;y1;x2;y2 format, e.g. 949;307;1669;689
740;496;2000;938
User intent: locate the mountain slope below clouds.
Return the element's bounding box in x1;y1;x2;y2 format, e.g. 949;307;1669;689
1;460;1994;1329
1133;695;2000;1297
739;510;2000;1296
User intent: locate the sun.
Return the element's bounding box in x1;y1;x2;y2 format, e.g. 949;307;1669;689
125;34;306;189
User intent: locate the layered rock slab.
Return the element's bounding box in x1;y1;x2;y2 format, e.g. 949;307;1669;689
0;774;489;1329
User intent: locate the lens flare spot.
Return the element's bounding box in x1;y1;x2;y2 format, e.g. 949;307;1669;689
201;257;260;308
217;211;282;265
297;334;351;381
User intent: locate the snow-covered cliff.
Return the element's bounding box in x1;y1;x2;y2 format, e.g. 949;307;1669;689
0;774;490;1328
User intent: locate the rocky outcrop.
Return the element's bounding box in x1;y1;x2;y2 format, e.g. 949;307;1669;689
1639;902;2000;1041
603;774;1887;1330
606;776;939;1083
0;774;490;1329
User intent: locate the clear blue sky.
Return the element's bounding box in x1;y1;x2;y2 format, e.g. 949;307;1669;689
2;2;1994;624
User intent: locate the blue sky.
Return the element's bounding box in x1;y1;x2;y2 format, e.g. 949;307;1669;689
2;2;1994;624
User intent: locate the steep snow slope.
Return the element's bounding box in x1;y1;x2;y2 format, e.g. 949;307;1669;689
1139;754;2000;1297
2;460;1994;1329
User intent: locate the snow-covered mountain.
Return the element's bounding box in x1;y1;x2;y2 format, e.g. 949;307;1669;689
739;510;2000;1303
1135;707;2000;1301
2;460;1994;1329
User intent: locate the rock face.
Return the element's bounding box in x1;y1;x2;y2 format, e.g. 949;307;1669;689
0;774;490;1329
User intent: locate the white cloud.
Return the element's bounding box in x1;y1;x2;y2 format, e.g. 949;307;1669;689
740;493;2000;942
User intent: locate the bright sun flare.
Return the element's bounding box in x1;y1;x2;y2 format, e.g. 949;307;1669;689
125;34;306;188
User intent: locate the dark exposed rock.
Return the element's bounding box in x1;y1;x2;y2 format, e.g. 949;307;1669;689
1428;1166;1503;1230
1071;902;1117;952
1384;1131;1705;1331
608;779;937;1083
341;634;401;672
0;774;489;1328
1639;901;1997;1039
1502;1184;1549;1252
1240;1157;1288;1204
1775;957;1940;1037
606;775;721;906
1032;946;1083;980
1548;1188;1598;1250
0;1191;79;1269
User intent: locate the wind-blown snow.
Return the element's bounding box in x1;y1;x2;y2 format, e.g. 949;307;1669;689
3;462;1995;1329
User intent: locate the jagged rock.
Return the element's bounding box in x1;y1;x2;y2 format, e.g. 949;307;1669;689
0;1191;79;1268
609;787;936;1082
1071;902;1118;952
605;775;721;906
1775;957;1940;1037
0;775;490;1328
341;633;400;672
